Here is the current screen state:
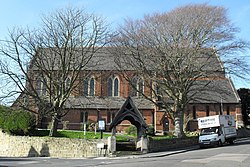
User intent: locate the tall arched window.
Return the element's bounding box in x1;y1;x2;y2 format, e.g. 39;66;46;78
108;75;120;97
114;78;119;96
108;78;112;96
107;111;116;124
83;79;88;96
80;111;89;123
138;78;144;97
131;76;144;97
83;76;95;96
89;78;95;96
36;77;47;96
36;78;42;94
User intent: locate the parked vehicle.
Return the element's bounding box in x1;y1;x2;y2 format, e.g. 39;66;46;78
198;115;237;148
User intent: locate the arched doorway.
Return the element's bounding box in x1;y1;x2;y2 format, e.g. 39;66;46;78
163;117;169;135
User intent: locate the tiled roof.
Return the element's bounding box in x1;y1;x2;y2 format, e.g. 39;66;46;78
31;47;224;72
32;47;239;109
189;78;240;104
65;78;239;110
65;96;155;109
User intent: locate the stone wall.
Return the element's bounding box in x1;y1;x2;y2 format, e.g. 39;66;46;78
148;136;198;152
0;130;199;157
0;131;107;158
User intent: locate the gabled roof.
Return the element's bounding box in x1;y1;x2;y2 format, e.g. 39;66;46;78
109;96;147;130
30;47;224;72
189;78;240;104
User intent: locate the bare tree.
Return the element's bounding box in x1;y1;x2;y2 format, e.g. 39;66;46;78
111;4;248;138
0;7;110;136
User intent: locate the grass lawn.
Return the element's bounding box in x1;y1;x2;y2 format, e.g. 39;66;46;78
30;129;196;141
30;129;136;141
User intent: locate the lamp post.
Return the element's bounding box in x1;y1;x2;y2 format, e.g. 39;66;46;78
220;95;223;115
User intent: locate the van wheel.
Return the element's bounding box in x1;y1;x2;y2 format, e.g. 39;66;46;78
229;139;234;145
217;140;222;147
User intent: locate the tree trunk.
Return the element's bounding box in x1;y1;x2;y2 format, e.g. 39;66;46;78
36;108;46;129
49;114;59;137
36;111;43;129
174;110;185;138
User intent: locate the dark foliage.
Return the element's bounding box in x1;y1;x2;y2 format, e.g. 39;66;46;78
0;105;36;135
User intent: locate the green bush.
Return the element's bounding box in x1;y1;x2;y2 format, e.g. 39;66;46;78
164;131;174;137
185;131;199;137
0;105;11;128
125;125;137;135
0;105;35;135
147;125;155;136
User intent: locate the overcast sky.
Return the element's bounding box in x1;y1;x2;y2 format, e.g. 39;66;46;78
0;0;250;88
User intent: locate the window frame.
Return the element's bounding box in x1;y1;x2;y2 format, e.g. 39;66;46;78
80;111;88;123
108;75;120;97
36;76;47;96
83;76;95;97
131;76;144;97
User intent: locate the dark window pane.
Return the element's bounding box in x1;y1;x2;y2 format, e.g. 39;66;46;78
131;77;137;96
138;78;144;97
114;78;119;96
36;78;42;95
206;106;209;116
80;112;84;122
84;112;88;123
89;78;95;96
42;78;47;96
193;106;196;119
151;111;155;125
107;112;111;123
83;79;89;96
108;78;113;96
227;106;230;115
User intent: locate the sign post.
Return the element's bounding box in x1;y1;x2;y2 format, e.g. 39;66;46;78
98;119;105;139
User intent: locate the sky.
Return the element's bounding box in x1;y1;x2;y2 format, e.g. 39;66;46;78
0;0;250;89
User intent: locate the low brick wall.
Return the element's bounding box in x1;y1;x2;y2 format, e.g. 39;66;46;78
148;136;198;152
0;131;106;158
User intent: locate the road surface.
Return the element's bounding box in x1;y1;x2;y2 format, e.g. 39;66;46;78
0;139;250;167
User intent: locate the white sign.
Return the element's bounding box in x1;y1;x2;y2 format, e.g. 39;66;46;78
98;119;105;130
198;115;220;129
198;115;235;129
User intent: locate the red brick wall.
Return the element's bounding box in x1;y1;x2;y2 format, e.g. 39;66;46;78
27;70;242;133
41;102;240;133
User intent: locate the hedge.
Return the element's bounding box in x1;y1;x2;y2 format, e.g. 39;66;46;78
0;105;35;135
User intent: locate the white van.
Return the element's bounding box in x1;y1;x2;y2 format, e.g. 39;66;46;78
198;115;237;148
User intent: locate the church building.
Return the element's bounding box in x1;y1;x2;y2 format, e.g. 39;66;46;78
15;48;242;134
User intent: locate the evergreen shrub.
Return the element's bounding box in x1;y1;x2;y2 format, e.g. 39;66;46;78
147;125;155;136
0;105;35;135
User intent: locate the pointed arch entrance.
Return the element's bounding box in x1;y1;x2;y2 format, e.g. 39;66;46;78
109;96;147;139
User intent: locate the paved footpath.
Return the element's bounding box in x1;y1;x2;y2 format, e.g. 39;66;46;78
1;138;250;167
107;137;250;160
